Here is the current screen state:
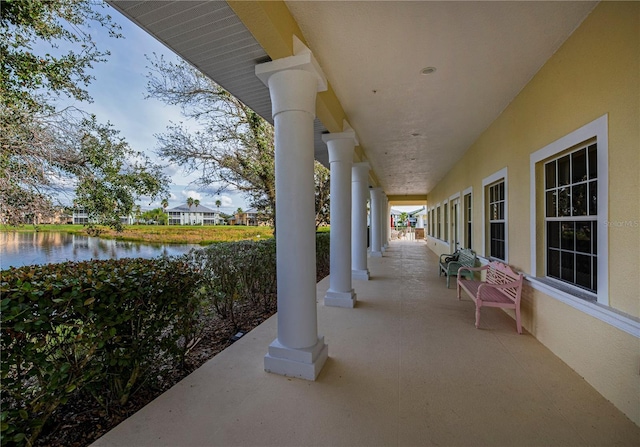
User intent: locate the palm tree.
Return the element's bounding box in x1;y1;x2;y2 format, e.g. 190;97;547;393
186;197;194;225
161;198;169;225
193;199;200;225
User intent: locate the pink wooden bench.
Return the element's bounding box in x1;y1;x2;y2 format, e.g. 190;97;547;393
457;261;524;334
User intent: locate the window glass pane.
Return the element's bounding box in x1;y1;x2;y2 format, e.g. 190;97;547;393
588;144;597;179
592;221;597;255
499;182;504;200
558;155;571;186
558;188;571;216
572;149;587;183
572;183;587;216
561;222;575;250
589;180;597;215
546;191;557;217
489;186;494;203
547;221;560;248
547;249;560;278
575;254;592;290
561;252;574;282
545;161;556;189
593;259;598;291
575;222;593;254
498;202;504;220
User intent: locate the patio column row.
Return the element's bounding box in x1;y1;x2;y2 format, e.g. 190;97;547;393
255;37;385;380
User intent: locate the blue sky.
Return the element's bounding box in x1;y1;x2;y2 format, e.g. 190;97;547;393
53;2;247;213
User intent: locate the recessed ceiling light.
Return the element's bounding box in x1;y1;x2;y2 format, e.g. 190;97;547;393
421;67;436;75
411;133;420;137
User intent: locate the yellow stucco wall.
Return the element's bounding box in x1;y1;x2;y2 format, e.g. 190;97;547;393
426;2;640;425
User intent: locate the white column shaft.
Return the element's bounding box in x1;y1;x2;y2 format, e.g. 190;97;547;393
370;188;383;257
324;134;357;307
274;106;317;348
352;163;370;280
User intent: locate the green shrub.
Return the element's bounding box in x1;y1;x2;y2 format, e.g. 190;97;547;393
192;239;277;327
0;257;202;447
194;233;330;325
316;232;330;278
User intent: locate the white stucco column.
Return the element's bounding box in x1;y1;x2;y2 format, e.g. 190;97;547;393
417;214;424;228
381;194;389;249
323;126;358;308
352;163;370;280
255;38;328;380
370;187;383;257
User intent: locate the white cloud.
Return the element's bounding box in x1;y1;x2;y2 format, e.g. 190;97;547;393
181;190;202;201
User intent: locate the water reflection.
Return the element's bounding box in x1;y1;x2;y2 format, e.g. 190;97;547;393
0;232;200;269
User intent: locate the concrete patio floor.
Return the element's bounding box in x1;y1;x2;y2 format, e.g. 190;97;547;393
93;240;640;447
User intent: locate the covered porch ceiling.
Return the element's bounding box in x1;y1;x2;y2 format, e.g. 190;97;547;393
108;1;596;203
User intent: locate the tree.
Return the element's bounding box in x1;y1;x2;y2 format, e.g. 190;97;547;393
161;198;169;210
142;207;167;225
314;161;330;229
215;199;221;210
186;197;194;225
1;0;169;230
399;212;408;228
149;55;334;233
146;56;334;233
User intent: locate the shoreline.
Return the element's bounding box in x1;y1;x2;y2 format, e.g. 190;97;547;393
1;224;275;245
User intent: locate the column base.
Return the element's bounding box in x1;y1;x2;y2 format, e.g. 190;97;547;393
264;336;328;381
324;289;357;308
352;269;370;281
370;250;383;257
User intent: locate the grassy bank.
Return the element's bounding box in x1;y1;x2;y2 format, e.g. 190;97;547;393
2;224;274;245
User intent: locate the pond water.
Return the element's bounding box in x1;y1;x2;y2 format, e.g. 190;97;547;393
0;232;201;270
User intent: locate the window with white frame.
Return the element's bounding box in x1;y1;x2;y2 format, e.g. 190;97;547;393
436;206;441;239
544;142;598;293
488;181;506;260
464;192;472;249
530;114;608;305
443;202;449;241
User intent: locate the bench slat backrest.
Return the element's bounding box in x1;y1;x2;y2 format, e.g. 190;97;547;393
458;249;476;266
485;261;523;303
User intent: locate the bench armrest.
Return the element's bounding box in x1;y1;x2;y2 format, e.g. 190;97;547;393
439;252;458;263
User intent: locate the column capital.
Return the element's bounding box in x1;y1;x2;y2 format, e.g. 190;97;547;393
255;36;327;92
324;133;356;164
352;162;370;183
322;120;359;146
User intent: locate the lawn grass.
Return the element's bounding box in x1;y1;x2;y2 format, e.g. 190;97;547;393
1;224;274;245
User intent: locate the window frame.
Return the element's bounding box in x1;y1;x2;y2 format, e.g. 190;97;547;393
530;114;608;305
443;200;449;242
436;204;441;239
482;168;508;262
449;192;461;250
462;187;473;250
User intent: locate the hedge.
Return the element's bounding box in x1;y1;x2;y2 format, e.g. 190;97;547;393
1;233;330;446
0;257;202;447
